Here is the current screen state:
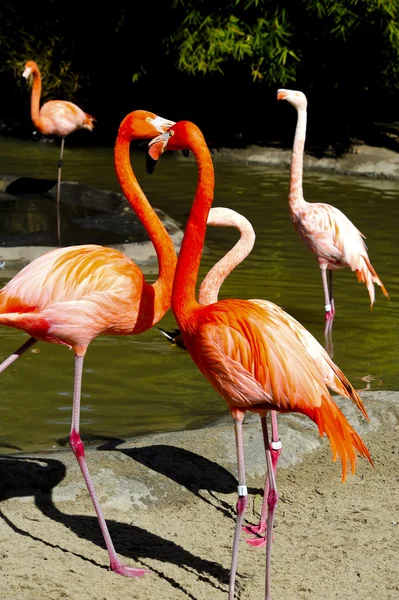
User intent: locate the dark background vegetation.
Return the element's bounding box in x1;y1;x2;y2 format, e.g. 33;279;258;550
1;0;399;155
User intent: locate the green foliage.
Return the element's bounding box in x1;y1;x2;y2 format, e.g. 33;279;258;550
167;1;299;84
0;3;85;103
167;0;399;90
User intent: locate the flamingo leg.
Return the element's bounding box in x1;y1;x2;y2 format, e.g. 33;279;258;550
229;416;248;600
56;137;65;247
321;265;334;321
0;337;37;374
243;411;282;548
69;352;148;577
263;415;279;600
324;317;334;359
328;270;335;314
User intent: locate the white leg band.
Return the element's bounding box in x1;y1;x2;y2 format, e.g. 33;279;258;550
237;485;248;497
271;440;283;450
325;303;331;312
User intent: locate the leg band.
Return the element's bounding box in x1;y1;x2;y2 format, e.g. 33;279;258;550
237;485;248;497
271;440;282;450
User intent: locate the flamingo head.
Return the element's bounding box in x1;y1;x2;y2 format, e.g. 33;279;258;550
22;61;37;79
146;120;196;173
277;89;307;110
118;110;175;142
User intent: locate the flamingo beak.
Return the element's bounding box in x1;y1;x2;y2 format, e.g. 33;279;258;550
22;66;32;79
277;89;288;101
146;116;176;134
146;131;173;174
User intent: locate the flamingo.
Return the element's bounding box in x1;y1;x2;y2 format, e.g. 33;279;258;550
148;121;373;600
277;89;388;321
0;109;177;577
22;60;96;247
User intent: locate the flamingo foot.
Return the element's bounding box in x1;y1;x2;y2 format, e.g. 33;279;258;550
243;523;275;547
110;560;149;577
242;523;265;536
245;534;267;548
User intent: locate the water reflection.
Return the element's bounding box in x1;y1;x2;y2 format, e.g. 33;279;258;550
0;137;397;453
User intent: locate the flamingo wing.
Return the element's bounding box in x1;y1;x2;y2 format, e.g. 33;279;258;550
0;245;146;346
40;100;90;134
0;245;142;311
193;299;329;416
249;299;368;419
297;203;367;265
190;299;372;481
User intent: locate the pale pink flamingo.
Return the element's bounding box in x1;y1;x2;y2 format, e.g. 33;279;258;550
22;60;96;246
148;121;373;600
0;109;176;576
277;89;388;321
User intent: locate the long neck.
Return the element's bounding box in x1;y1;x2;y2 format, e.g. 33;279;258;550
114;137;177;324
30;68;43;130
289;107;307;213
172;136;215;332
199;219;254;305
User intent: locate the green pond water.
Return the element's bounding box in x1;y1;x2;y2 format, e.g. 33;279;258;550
0;136;397;453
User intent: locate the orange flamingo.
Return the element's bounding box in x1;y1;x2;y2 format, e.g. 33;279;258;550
148;121;373;600
0;109;176;577
22;60;96;246
277;89;388;321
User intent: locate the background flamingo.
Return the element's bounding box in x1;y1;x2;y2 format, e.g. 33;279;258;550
22;60;96;247
148;121;373;600
0;110;176;577
277;89;388;321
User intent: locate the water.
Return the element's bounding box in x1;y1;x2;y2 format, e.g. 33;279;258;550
0;136;397;453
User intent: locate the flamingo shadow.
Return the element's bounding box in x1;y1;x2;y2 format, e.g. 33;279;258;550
96;438;261;519
0;455;231;596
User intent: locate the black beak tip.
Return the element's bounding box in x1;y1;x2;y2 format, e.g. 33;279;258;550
182;149;189;158
146;154;158;175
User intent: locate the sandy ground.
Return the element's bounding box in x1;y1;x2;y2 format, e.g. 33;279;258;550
0;392;398;600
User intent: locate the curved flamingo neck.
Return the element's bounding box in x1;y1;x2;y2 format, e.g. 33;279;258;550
289;106;307;213
199;215;255;305
172;131;215;332
114;135;177;325
29;66;43;131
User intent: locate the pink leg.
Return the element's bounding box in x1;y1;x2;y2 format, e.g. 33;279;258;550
243;412;281;547
0;337;37;373
321;265;335;321
69;353;148;577
323;317;334;359
228;417;248;600
263;416;279;600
